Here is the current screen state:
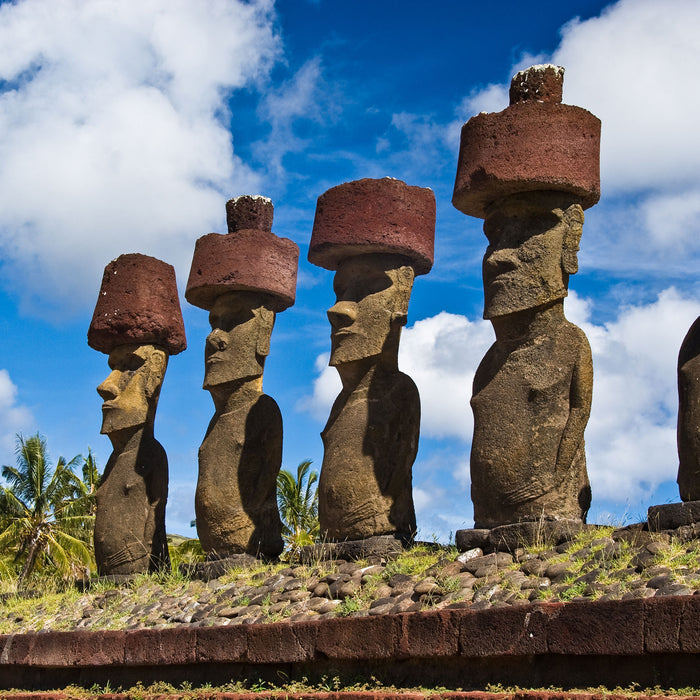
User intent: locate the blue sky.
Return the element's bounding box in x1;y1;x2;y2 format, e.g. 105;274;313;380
1;0;700;540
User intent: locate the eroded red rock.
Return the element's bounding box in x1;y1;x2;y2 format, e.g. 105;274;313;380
453;64;600;219
308;177;435;274
186;229;299;311
226;194;274;233
88;253;186;355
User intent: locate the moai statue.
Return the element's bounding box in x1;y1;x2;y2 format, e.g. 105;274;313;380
309;177;435;544
452;65;601;528
678;316;700;501
88;253;186;575
186;195;298;560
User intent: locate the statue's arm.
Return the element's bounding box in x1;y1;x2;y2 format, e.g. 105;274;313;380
555;332;593;475
372;373;420;493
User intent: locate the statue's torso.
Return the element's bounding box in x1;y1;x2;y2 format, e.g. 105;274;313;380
196;391;283;558
94;435;168;575
471;319;590;526
319;370;419;540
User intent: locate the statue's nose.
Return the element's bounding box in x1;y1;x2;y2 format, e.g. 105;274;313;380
327;301;357;329
97;372;120;401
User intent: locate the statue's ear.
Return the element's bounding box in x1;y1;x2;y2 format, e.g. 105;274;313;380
562;204;584;275
256;306;275;357
389;265;415;324
144;347;168;399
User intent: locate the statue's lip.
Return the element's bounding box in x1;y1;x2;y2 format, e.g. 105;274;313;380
101;401;117;410
331;329;354;338
205;354;225;364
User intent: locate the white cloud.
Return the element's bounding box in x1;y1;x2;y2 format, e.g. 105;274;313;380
294;352;340;422
570;288;700;503
0;0;279;315
553;0;700;194
0;369;33;461
399;312;493;440
641;189;700;252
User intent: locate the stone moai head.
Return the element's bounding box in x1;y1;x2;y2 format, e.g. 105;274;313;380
452;64;600;318
482;191;585;318
88;254;187;436
186;196;299;393
309;178;435;368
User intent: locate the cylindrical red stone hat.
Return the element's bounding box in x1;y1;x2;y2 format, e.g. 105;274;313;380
185;195;299;312
88;253;187;355
308;177;436;275
452;64;601;219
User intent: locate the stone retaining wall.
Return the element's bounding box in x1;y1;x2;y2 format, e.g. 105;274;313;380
1;597;699;692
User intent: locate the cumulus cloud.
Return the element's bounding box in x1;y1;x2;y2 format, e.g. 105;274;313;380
0;0;279;315
294;352;339;422
399;312;493;440
568;288;700;503
553;0;700;194
0;369;33;460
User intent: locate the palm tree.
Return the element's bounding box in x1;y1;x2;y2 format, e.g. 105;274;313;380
277;460;319;558
0;433;95;587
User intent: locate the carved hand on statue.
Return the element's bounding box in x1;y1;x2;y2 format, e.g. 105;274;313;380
501;476;553;506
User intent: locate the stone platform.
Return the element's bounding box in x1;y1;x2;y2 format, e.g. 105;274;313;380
299;535;409;563
179;553;261;581
455;519;588;553
648;500;700;531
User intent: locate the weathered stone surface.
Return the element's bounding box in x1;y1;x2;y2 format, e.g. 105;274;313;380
489;519;587;552
455;529;490;552
461;552;513;575
187;198;297;560
308;178;436;544
509;63;564;104
314;249;423;541
195;376;284;559
300;535;404;563
452;65;600;219
648;501;700;531
186;201;298;312
466;190;593;528
678;315;700;501
453;68;597;529
226;194;274;233
179;554;259;581
309;177;435;274
88;253;186;355
90;253;187;576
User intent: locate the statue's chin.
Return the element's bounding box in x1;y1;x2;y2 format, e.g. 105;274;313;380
484;288;567;320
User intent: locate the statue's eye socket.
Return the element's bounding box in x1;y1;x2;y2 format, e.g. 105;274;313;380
483;221;501;245
125;356;145;371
